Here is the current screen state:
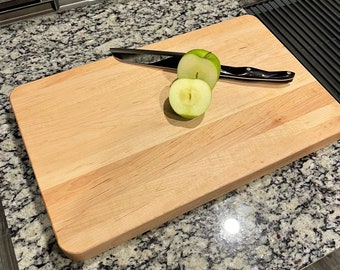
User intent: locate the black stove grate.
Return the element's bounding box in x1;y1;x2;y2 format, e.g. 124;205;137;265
245;0;340;103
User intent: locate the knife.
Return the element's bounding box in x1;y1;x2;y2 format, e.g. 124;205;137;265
110;48;295;83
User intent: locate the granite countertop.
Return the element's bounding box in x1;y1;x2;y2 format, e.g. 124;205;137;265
0;0;339;269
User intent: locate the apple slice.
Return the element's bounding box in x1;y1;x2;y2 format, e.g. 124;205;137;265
177;49;221;90
169;78;212;119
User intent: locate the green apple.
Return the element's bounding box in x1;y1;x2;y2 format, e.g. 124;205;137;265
177;49;221;90
169;78;212;119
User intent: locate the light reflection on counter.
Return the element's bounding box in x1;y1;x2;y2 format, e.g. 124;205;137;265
218;202;261;247
222;218;240;235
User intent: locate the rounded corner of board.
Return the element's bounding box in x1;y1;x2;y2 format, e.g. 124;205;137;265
9;85;25;103
241;14;263;24
57;240;92;262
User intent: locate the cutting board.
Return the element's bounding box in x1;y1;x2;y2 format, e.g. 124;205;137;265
10;15;340;261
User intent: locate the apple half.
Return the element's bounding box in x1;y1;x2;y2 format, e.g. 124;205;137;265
177;49;221;90
169;78;212;119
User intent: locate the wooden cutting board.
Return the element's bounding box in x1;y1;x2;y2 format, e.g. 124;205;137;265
10;15;340;261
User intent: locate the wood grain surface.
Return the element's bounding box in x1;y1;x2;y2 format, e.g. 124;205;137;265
10;15;340;260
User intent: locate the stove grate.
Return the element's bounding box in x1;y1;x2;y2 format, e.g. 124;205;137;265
245;0;340;103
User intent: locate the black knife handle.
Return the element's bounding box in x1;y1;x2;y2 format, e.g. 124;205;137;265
220;65;295;82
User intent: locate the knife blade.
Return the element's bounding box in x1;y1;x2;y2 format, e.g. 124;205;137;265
110;48;295;83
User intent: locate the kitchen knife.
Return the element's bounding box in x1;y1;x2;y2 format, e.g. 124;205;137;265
110;48;295;83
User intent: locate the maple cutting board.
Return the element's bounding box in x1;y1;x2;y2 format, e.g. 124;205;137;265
10;15;340;261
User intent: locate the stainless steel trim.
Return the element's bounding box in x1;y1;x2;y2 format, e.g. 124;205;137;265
57;0;97;11
0;0;57;25
0;199;19;270
0;0;98;25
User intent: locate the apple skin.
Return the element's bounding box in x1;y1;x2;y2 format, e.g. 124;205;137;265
169;78;212;119
177;49;221;90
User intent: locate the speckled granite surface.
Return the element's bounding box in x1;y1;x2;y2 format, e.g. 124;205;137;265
0;0;339;269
